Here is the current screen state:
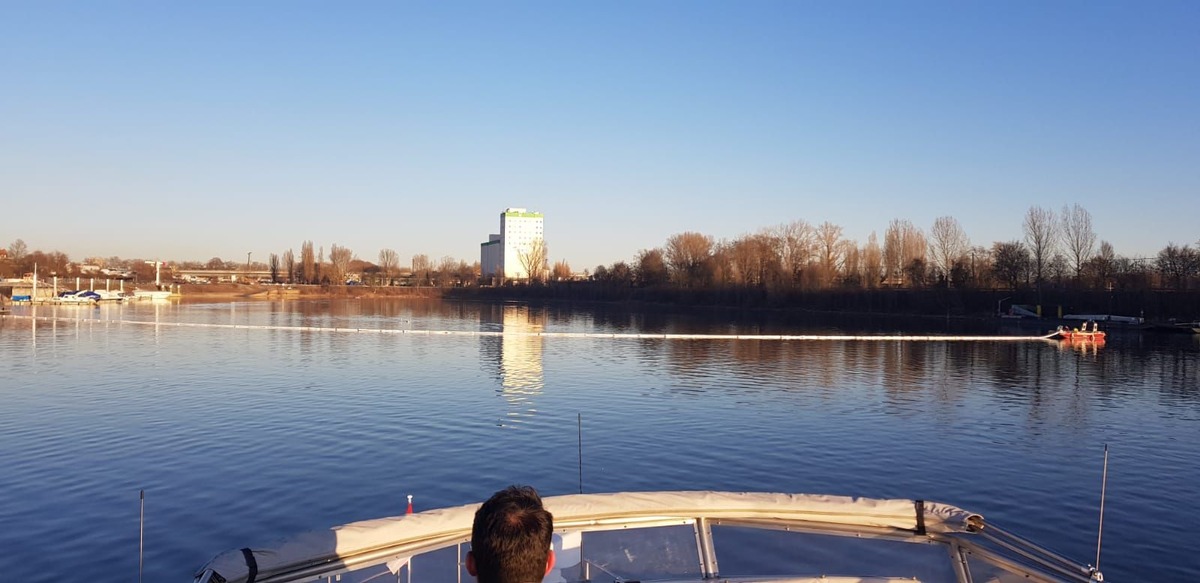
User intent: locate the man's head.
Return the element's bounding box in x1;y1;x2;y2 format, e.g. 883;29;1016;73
466;485;555;583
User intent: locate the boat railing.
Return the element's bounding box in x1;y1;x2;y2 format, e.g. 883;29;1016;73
192;491;1101;583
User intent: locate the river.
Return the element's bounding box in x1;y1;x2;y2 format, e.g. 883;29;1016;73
1;299;1197;582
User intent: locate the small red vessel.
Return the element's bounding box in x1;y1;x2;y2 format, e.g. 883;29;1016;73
1054;325;1106;342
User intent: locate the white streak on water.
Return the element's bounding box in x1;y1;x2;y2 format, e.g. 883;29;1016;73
1;315;1058;342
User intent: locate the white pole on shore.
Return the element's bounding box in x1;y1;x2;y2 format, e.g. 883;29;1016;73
76;276;80;290
53;276;58;298
32;263;38;299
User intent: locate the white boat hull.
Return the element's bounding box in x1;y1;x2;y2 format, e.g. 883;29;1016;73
132;290;172;301
194;490;1101;583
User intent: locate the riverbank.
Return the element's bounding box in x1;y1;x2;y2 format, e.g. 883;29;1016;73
174;283;446;301
129;282;1200;327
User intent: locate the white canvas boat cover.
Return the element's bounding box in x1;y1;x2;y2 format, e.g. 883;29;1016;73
195;491;983;583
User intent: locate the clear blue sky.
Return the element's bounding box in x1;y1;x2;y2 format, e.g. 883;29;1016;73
2;1;1197;269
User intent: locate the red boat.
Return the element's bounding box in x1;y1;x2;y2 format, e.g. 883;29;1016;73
1054;325;1106;342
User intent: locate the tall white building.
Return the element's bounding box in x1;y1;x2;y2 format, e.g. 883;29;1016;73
480;208;545;282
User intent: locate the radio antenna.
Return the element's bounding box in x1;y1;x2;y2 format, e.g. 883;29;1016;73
1094;444;1109;577
138;489;145;583
577;413;584;494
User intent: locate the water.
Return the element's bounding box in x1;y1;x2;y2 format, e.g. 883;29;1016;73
1;299;1197;582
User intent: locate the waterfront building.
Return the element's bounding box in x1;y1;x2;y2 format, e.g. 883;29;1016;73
480;207;545;282
481;234;502;281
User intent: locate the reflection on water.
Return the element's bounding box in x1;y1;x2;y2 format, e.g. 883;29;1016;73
0;300;1198;582
480;305;545;426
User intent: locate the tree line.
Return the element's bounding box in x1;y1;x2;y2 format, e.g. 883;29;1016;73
4;204;1198;295
265;241;482;287
0;238;484;288
584;205;1200;294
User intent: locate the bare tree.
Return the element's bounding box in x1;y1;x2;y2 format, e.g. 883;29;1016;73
608;261;633;285
518;237;549;283
283;249;295;283
967;245;991;287
1023;206;1057;286
329;244;353;284
883;222;903;284
8;239;28;262
862;232;882;288
551;259;572;281
814;222;844;288
1048;253;1070;286
904;258;928;288
991;241;1031;290
949;257;972;288
457;260;480;286
412;254;431;286
378;248;399;285
1061;203;1096;280
900;223;927;274
268;253;280;283
299;241;315;284
664;232;714;287
840;240;861;287
1157;243;1200;289
704;242;725;287
726;233;775;287
771;220;814;285
883;219;926;286
635;248;669;287
929;216;969;284
33;251;72;276
1085;241;1116;289
436;255;459;287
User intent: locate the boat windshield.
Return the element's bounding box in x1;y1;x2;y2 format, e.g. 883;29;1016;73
194;493;1097;583
201;521;1085;583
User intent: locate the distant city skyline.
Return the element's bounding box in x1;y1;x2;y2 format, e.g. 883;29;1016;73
2;2;1197;269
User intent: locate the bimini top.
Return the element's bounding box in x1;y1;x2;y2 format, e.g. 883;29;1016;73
194;490;1098;583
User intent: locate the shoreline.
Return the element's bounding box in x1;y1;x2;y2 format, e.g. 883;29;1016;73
7;282;1187;332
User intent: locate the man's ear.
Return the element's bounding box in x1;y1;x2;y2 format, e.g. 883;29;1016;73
466;551;477;576
544;549;556;576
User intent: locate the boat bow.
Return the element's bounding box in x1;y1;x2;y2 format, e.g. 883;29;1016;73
194;490;1098;583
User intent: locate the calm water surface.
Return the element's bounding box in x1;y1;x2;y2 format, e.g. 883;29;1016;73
1;299;1197;582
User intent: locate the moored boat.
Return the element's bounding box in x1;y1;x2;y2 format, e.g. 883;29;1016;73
1140;321;1200;334
1053;325;1106;342
193;490;1103;583
133;289;173;301
91;289;129;302
53;290;100;304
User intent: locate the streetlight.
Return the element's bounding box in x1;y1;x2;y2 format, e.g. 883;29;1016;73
997;296;1011;317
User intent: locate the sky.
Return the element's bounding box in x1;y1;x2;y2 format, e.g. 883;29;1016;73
2;1;1197;269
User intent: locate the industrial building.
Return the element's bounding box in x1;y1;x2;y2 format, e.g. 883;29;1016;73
480;208;545;283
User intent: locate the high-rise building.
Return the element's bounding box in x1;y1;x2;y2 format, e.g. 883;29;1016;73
480;208;545;282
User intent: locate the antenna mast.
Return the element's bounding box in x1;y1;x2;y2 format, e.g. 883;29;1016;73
1093;444;1109;580
577;413;584;494
139;489;145;583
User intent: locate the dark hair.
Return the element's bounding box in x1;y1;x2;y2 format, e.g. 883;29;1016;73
471;485;554;583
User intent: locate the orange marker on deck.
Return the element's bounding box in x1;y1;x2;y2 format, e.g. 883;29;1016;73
406;494;413;515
